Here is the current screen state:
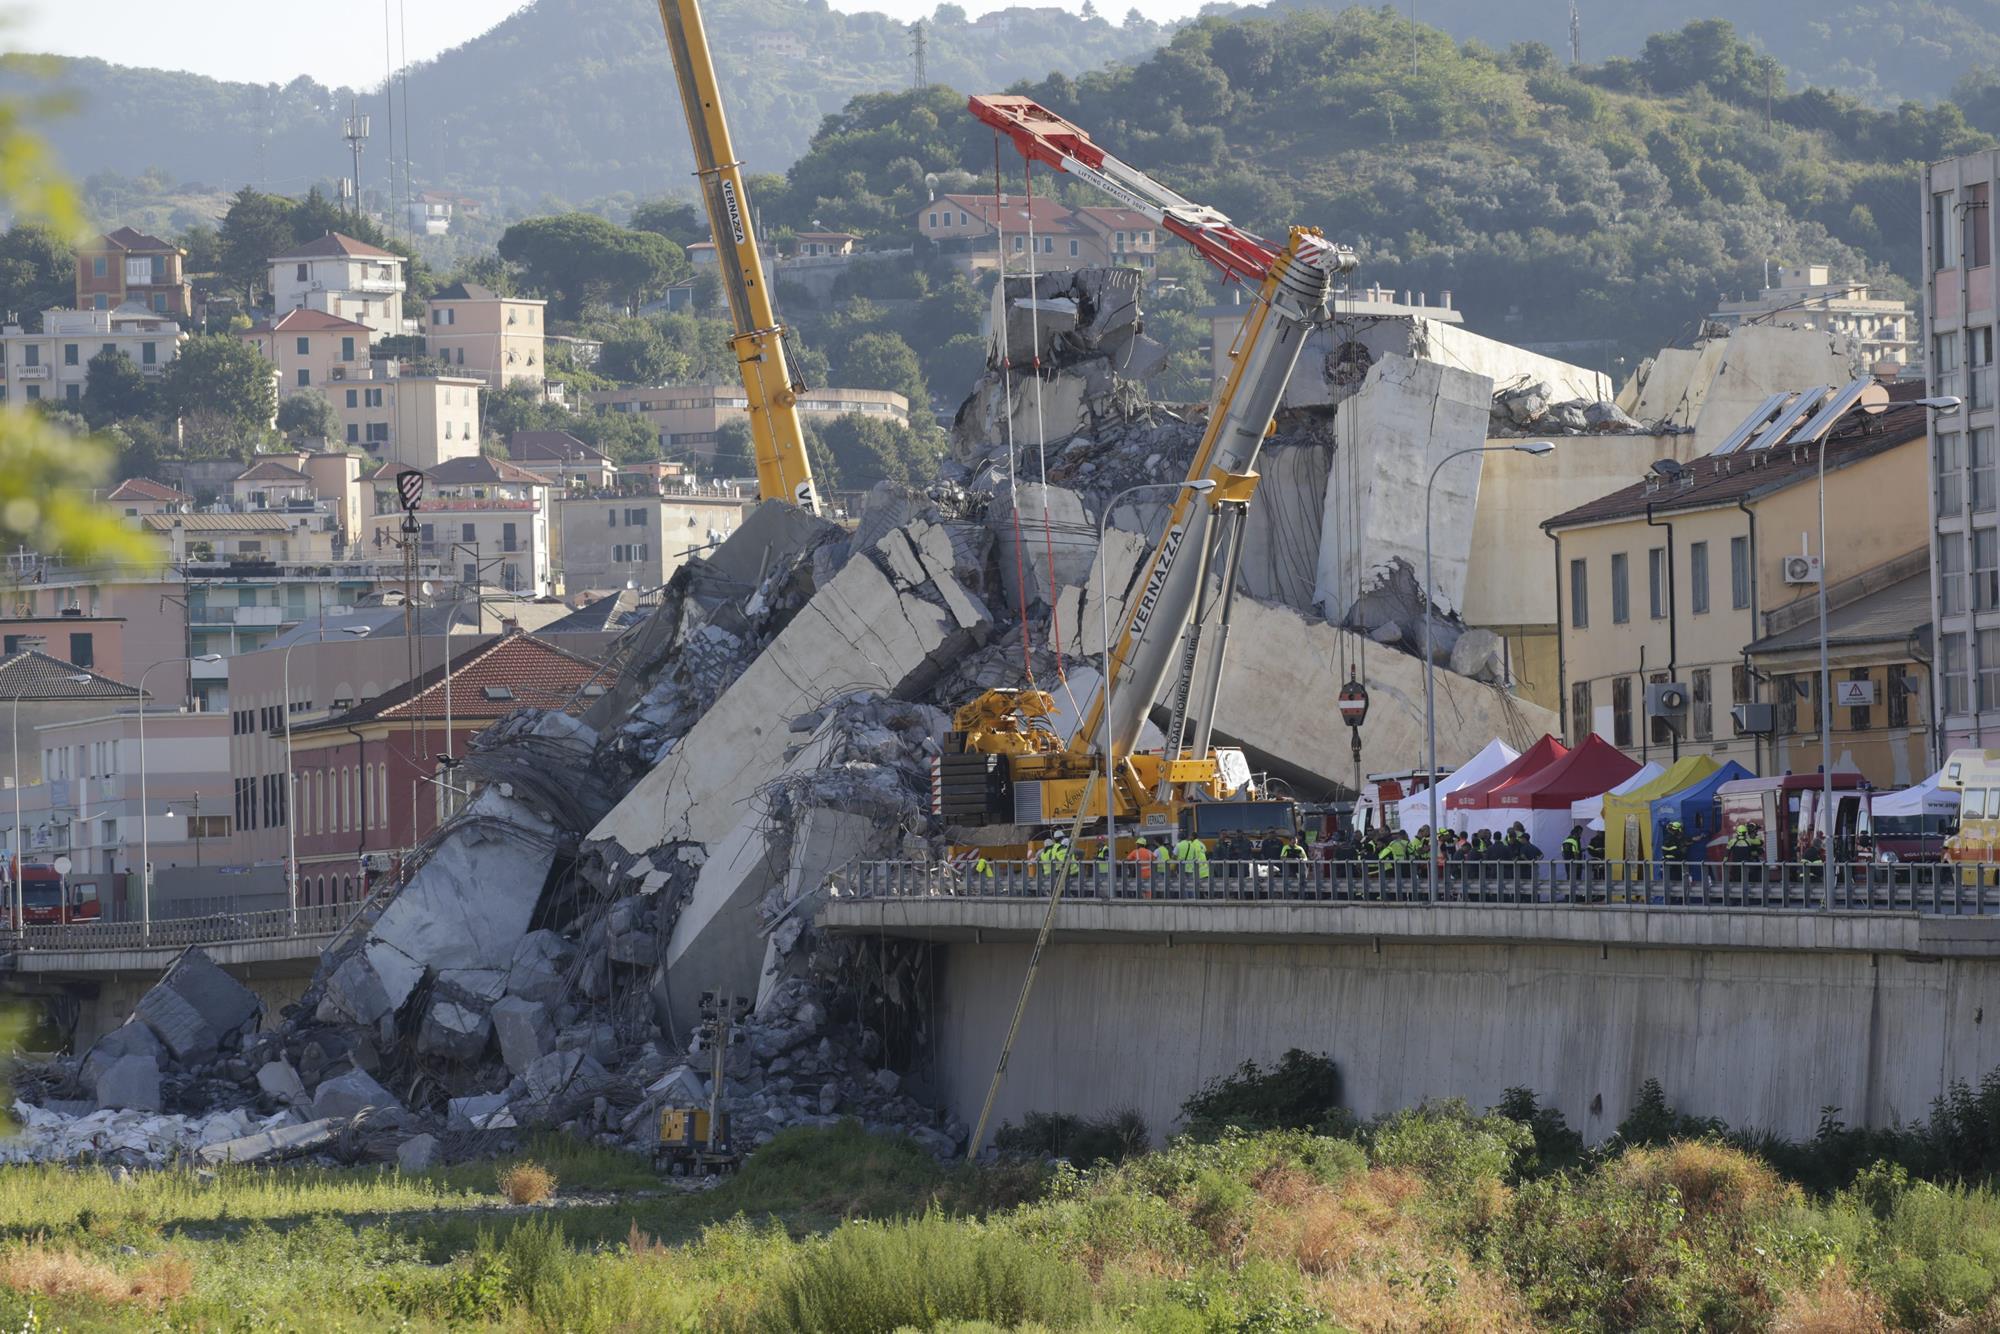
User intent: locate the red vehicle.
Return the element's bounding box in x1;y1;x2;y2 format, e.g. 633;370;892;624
8;861;98;926
1707;774;1870;865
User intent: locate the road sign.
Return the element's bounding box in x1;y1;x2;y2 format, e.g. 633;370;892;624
395;469;427;512
1835;680;1876;707
51;856;71;876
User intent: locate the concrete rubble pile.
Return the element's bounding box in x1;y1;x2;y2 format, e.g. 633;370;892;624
12;267;1553;1170
1487;379;1650;437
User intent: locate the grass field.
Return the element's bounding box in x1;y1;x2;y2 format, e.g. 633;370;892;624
0;1107;1996;1330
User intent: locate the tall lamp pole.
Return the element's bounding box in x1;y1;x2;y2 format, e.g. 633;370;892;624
283;627;370;929
1097;478;1216;896
137;654;220;940
1424;442;1553;905
9;674;91;930
1816;393;1959;908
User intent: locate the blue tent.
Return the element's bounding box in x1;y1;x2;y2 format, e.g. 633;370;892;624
1649;760;1754;861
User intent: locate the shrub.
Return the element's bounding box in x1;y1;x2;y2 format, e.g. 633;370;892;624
760;1213;1091;1331
0;1242;192;1309
1492;1087;1587;1179
497;1161;557;1206
1179;1050;1346;1139
1616;1077;1727;1146
995;1109;1150;1166
1612;1140;1798;1230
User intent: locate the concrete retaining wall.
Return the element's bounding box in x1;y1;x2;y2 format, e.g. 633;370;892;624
923;924;1998;1143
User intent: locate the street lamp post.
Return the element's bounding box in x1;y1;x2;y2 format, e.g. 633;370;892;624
1816;394;1960;908
284;627;370;930
137;654;220;940
9;674;91;930
1424;442;1554;905
1097;478;1217;896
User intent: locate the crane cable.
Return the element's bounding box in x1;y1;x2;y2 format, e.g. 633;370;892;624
992;134;1037;687
1021;159;1084;723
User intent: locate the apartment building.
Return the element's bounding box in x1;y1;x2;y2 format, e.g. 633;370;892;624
328;364;482;469
240;308;373;395
425;282;546;390
363;456;554;596
584;383;907;459
269;232;408;338
1922;152;2000;754
1544;397;1935;788
75;228;191;318
555;490;749;594
104;478;192;519
0;651;142;793
508;431;616;491
1710;263;1917;370
0;306;186;407
915;194;1163;272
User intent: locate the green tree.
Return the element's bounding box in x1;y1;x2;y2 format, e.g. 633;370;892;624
157;335;277;456
219;187;298;304
276;388;336;444
288;184;344;244
817;412;933;487
178;221;223;276
630;198;707;247
835;331;928;409
0;225;76;330
497;213;688;317
599;324;686;386
81;348;149;429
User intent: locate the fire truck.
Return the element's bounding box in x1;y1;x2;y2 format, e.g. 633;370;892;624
7;860;98;926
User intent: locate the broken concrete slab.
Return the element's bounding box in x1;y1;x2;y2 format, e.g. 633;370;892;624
135;984;223;1066
447;1091;517;1131
491;995;556;1077
438;968;507;1004
310;1068;402;1121
80;1022;164;1090
658;816;784;1037
993;482;1096;614
359;792;557;1019
130;946;265;1065
396;1133;439;1173
417;999;492;1063
198;1118;337;1165
595;540;983;851
522;1049;608;1104
93;1053;161;1112
1153;594;1557;794
504;930;573;1005
256;1059;306;1102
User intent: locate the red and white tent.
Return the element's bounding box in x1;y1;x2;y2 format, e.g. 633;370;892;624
1489;735;1644;855
1443;734;1566;834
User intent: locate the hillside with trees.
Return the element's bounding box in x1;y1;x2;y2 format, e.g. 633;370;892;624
8;0;1170;216
749;12;1986;370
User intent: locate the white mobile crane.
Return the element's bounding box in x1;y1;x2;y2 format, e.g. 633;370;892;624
652;0;820;513
936;95;1357;854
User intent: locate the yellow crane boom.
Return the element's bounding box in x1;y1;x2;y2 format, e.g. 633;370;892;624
653;0;821;513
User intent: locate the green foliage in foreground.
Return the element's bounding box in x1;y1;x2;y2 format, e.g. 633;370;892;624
12;1106;2000;1329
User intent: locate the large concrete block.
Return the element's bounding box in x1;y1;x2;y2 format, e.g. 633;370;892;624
367;794;555;985
198;1118;337;1165
157;948;262;1043
1238;441;1335;613
993;483;1097;614
504;930;573;1004
658;817;784;1037
491;994;556;1077
94;1053;161;1112
417;1000;493;1063
256;1060;306;1102
80;1022;164;1090
311;1068;402;1121
134;985;220;1065
595;545;977;851
448;1091;517;1130
522;1049;608;1104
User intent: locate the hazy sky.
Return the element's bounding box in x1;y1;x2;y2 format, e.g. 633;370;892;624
6;0;1199;87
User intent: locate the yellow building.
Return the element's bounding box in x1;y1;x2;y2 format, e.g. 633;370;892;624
240;308;372;397
425;282;546;390
1543;395;1936;788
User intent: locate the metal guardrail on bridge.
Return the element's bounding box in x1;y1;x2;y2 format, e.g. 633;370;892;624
845;860;2000;916
2;903;353;955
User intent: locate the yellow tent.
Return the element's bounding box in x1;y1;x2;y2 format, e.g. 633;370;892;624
1602;756;1719;863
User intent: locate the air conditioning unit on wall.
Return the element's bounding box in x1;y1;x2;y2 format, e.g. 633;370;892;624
1783;554;1822;585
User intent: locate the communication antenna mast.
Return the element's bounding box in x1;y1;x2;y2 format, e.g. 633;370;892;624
910;20;927;90
342;100;371;224
1568;0;1581;66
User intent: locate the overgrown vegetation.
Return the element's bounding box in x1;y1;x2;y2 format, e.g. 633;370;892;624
13;1093;2000;1329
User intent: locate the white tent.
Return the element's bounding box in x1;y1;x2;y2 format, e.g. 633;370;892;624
1571;761;1665;830
1871;770;1960;818
1394;738;1519;833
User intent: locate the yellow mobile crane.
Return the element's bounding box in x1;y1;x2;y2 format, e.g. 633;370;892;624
652;0;820;513
935;96;1357;853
